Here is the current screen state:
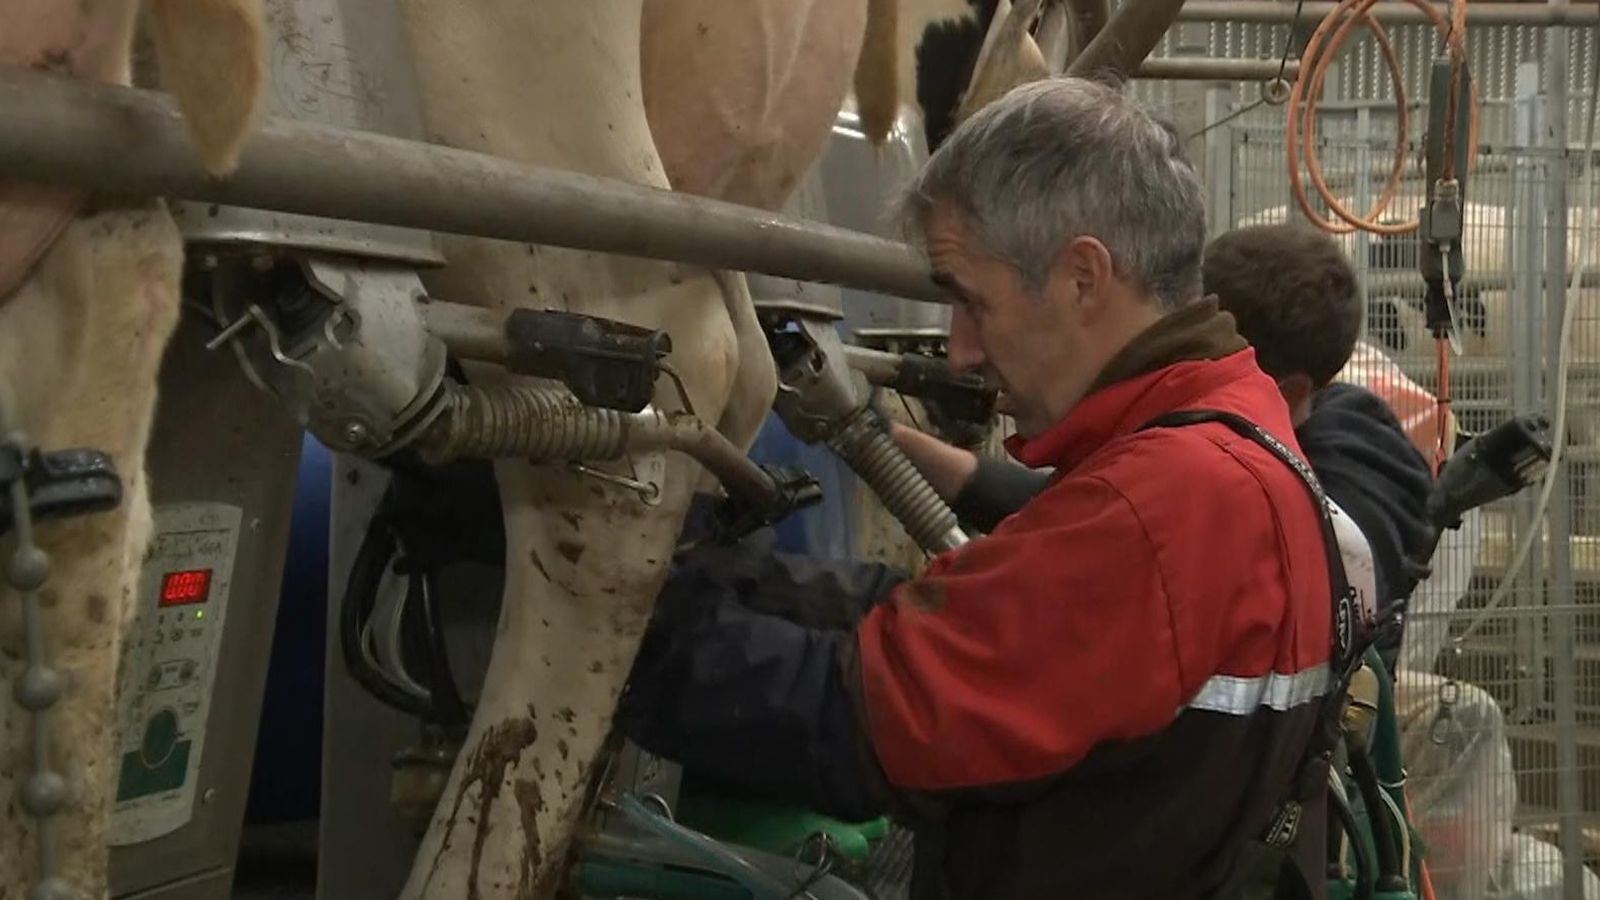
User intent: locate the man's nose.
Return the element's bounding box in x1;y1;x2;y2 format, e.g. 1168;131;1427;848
946;308;985;372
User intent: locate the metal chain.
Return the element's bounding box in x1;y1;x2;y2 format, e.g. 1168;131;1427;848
3;428;76;900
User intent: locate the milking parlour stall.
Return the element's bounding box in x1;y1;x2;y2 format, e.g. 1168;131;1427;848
0;1;1596;899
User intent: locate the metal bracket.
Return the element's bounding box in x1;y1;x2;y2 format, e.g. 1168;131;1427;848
572;452;667;506
0;442;123;537
709;463;825;543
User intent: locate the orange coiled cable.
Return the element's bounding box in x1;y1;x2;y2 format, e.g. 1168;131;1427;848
1287;0;1480;236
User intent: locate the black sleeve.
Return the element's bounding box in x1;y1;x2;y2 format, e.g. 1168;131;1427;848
615;541;887;822
1299;384;1434;669
951;457;1053;532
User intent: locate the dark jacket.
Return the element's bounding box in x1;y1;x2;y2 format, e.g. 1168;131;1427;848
619;300;1337;900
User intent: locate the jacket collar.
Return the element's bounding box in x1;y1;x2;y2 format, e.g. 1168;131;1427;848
1006;297;1252;471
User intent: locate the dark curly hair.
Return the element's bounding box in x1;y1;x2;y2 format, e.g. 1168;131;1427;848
1203;222;1361;388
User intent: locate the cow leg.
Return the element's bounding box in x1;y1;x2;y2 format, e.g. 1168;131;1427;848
0;202;184;896
395;2;746;896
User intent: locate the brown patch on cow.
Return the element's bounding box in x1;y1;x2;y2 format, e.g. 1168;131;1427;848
512;778;545;898
528;548;551;582
588;660;604;674
86;593;109;623
466;720;540;900
419;718;540;900
560;511;582;530
898;579;948;612
556;739;569;761
556;707;576;724
555;539;585;564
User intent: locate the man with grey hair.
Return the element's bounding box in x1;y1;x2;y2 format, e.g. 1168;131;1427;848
618;76;1342;900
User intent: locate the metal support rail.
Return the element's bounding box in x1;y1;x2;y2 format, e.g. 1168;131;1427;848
1176;1;1599;25
1137;57;1302;81
0;70;947;305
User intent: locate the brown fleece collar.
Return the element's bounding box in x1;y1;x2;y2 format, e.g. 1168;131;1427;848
1085;296;1249;395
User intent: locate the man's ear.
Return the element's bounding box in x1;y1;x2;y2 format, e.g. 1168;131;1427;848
1049;235;1116;313
1279;373;1318;418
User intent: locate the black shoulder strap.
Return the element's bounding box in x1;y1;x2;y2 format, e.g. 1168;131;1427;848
1138;408;1373;865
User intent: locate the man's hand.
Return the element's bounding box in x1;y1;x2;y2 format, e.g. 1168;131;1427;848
889;422;980;502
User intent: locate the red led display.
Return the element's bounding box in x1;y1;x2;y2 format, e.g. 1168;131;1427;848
159;569;212;607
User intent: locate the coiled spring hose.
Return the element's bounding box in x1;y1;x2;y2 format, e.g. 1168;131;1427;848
829;409;969;553
419;381;784;509
423;381;966;554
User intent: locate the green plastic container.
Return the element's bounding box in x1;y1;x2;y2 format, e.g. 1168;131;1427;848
673;787;890;864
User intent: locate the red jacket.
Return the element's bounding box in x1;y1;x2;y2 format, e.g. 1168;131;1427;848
853;345;1334;898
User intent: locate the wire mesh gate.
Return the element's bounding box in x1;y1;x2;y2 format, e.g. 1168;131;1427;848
1201;52;1597;896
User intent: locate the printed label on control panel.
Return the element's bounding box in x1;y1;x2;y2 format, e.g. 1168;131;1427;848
109;502;242;846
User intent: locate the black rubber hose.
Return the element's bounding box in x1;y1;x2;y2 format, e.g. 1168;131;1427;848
340;502;434;718
1349;745;1407;892
418;568;469;728
1329;786;1375;900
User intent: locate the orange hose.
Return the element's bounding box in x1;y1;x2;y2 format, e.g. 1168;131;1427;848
1287;0;1481;236
1419;857;1440;900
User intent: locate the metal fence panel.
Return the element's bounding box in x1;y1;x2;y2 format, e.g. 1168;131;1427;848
1210;50;1597;892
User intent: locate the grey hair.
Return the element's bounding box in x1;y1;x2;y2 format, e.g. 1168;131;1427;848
897;77;1207;311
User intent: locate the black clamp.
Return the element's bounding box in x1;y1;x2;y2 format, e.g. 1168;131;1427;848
889;353;997;425
503;309;672;413
711;464;825;544
0;440;124;538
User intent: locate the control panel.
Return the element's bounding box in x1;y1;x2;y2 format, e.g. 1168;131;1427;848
109;502;244;845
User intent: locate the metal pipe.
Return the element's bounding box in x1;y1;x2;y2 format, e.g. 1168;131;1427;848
1135;57;1301;81
0;69;946;306
1540;4;1584;892
841;345;905;387
1175;1;1599;25
1067;0;1190;81
417;301;508;363
1064;0;1112;56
